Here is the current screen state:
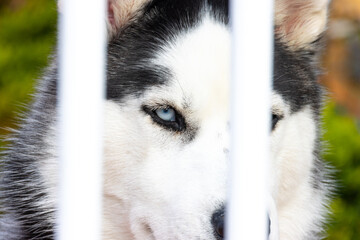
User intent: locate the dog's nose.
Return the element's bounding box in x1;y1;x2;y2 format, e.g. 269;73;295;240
211;207;225;239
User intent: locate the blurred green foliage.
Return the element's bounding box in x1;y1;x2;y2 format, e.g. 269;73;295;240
1;1;360;239
0;0;57;138
323;103;360;240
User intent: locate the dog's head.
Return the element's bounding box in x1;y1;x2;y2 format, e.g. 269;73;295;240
102;0;330;239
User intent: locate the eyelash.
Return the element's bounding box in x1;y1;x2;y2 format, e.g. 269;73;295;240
142;105;186;132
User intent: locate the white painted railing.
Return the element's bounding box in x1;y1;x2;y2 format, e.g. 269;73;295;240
227;0;274;239
57;0;274;239
57;0;106;239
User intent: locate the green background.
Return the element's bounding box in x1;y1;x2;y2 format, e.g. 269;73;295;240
0;0;360;239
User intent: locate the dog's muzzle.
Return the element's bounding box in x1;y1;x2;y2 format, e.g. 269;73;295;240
211;207;274;240
211;207;225;239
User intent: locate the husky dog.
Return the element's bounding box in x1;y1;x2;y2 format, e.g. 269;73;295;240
0;0;331;239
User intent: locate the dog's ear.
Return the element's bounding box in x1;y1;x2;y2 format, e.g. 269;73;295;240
275;0;330;49
57;0;150;37
107;0;151;37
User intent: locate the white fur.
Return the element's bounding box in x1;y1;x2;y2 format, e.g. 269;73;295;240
271;97;325;239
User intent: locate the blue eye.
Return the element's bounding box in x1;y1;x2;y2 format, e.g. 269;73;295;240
155;108;176;122
142;105;186;131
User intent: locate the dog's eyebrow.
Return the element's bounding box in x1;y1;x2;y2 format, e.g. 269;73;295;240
172;75;186;100
142;99;186;115
181;96;191;110
271;107;284;116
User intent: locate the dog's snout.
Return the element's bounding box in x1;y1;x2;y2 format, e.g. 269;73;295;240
211;207;225;239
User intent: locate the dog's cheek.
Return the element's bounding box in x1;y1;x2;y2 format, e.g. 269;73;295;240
103;101;149;196
271;106;319;238
102;100;155;238
129;125;228;239
273;106;317;202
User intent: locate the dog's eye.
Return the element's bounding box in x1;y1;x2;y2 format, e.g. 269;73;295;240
272;113;282;130
142;105;186;132
155;108;176;122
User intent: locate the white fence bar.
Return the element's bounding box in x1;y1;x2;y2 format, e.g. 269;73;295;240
227;0;274;239
57;0;106;239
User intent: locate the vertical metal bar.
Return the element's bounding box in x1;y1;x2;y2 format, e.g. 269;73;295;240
57;0;106;239
227;0;274;239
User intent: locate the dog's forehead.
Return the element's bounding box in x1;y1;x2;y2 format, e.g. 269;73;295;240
152;17;230;116
106;0;228;103
106;0;321;115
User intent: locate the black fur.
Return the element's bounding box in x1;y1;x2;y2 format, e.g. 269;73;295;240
0;66;57;240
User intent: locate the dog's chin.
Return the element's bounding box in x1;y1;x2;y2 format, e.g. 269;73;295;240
128;218;209;240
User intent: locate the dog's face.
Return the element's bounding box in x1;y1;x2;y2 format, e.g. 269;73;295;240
103;17;230;239
101;0;329;239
